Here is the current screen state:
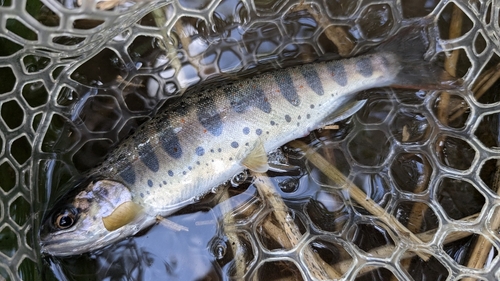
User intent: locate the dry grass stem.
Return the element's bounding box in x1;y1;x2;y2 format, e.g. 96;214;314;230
292;3;354;56
462;160;500;280
152;9;183;72
252;173;342;279
448;63;500;122
437;3;463;126
218;189;249;278
262;219;293;249
396;5;464;275
336;213;478;276
289;140;430;261
155;216;189;231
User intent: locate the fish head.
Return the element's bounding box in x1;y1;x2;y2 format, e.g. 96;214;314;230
39;179;150;256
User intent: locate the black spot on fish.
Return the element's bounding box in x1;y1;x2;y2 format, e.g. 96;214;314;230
285;115;291;122
274;71;300;106
245;142;249;146
159;124;183;159
168;170;174;177
270;121;275;125
188;166;192;170
297;122;300;127
328;61;348;86
310;104;315;109
307;114;311;119
197;96;223;136
231;141;239;148
182;171;187;175
137;143;159;172
210;149;214;153
196;146;205;156
140;193;144;198
356;57;373;77
300;64;324;95
120;166;136;185
228;84;272;114
256;129;262;135
147;180;153;187
218;148;222;152
298;115;301;120
243;127;250;135
229;157;233;161
196;161;200;165
163;180;167;185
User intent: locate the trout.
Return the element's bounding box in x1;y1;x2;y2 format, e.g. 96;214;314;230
39;28;453;256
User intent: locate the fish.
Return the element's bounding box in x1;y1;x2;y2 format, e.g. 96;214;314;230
39;26;455;256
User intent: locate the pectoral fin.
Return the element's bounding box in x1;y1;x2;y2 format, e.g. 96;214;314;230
242;141;269;173
102;201;143;231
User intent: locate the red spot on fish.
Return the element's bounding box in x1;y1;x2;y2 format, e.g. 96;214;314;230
204;129;207;133
181;119;185;123
276;89;280;93
299;85;304;89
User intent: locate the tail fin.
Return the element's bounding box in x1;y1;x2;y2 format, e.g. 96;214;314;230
374;23;462;90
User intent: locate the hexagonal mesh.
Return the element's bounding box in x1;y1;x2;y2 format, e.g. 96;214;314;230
1;0;500;280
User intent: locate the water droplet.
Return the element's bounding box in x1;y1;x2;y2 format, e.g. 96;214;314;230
209;238;227;260
279;178;299;193
231;170;249;186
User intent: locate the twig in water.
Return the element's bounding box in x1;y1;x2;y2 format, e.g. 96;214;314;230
289;140;430;261
252;173;342;279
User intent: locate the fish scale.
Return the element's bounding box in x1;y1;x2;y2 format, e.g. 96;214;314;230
39;51;405;256
95;52;398;213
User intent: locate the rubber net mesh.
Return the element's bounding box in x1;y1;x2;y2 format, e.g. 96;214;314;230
1;0;500;280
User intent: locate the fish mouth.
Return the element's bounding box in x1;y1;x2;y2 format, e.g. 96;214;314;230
39;230;123;257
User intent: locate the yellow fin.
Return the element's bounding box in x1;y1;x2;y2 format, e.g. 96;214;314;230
242;141;269;173
102;201;143;231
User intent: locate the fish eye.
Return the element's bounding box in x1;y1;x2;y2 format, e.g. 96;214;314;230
53;208;78;230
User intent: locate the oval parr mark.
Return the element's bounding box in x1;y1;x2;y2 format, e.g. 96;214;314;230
327;61;348;86
300;64;324;95
229;84;272;114
285;115;291;122
274;70;300;106
355;57;373;77
120;166;136;185
197;96;223;136
137;143;159;173
159;128;183;159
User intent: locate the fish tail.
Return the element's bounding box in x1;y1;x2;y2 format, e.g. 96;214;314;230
375;22;462;90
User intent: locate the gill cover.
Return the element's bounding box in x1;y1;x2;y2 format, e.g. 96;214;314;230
39;179;146;256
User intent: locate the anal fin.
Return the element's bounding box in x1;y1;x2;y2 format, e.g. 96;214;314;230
320;99;366;127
